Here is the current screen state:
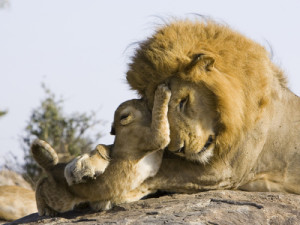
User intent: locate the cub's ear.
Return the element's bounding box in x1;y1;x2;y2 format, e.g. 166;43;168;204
120;112;134;126
186;53;215;72
96;144;111;161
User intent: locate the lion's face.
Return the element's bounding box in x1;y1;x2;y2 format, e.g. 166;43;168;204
127;20;277;164
167;77;218;163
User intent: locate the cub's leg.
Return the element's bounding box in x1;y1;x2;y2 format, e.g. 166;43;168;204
138;83;171;151
32;139;83;215
35;177;59;216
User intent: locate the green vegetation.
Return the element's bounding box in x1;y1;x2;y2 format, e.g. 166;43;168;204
22;84;103;183
0;110;7;117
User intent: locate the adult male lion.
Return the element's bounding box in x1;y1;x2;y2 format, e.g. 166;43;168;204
69;19;300;199
124;19;300;194
38;19;300;209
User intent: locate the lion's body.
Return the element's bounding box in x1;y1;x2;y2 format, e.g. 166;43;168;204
124;20;300;195
240;91;300;193
33;19;300;216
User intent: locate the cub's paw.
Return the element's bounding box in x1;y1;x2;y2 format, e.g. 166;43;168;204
31;139;58;170
64;154;96;186
43;206;59;217
64;145;110;186
155;84;171;101
90;200;112;211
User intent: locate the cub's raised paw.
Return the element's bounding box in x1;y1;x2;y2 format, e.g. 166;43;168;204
31;139;58;170
155;84;171;100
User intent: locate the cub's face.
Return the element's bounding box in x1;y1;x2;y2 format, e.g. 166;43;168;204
111;99;150;149
112;100;150;133
167;77;218;164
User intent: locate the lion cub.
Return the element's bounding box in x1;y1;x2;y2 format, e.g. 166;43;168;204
66;84;171;208
33;84;171;215
65;84;170;186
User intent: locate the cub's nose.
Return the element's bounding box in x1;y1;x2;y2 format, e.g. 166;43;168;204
176;146;185;154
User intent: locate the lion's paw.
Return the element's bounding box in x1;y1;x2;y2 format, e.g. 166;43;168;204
64;154;97;186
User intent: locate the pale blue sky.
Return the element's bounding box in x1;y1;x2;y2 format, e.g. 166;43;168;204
0;0;299;165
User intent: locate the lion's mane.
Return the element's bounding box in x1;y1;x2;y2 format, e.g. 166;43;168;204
126;19;287;155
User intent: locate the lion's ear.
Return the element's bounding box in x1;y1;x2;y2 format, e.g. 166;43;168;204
200;54;215;71
96;144;111;161
186;53;215;72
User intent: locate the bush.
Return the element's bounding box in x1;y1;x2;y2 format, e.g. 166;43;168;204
22;84;103;184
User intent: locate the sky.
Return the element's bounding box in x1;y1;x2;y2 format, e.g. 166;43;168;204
0;0;299;166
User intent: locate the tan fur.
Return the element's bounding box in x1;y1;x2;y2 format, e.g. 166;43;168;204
34;19;300;215
64;144;111;186
127;19;284;156
124;19;300;194
33;84;171;214
69;84;170;204
0;185;37;221
32;140;84;216
32;140;113;215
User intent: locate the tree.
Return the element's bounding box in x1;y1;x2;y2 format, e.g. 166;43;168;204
0;110;7;117
22;84;103;183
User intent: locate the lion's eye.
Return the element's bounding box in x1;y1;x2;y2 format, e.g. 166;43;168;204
179;97;188;110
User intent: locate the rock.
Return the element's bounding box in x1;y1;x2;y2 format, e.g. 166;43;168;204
7;190;300;224
0;170;32;190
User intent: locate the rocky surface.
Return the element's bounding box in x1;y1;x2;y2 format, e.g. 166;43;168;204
7;190;300;225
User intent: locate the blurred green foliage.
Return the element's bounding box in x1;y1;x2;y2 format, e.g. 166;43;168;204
0;110;7;117
22;83;103;183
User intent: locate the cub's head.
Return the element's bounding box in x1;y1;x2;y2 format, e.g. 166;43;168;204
111;99;151;145
127;19;280;163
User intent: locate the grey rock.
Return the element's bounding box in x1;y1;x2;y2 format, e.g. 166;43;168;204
7;190;300;225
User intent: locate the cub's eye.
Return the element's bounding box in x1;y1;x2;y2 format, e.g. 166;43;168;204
179;97;188;110
119;112;134;126
120;114;129;121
